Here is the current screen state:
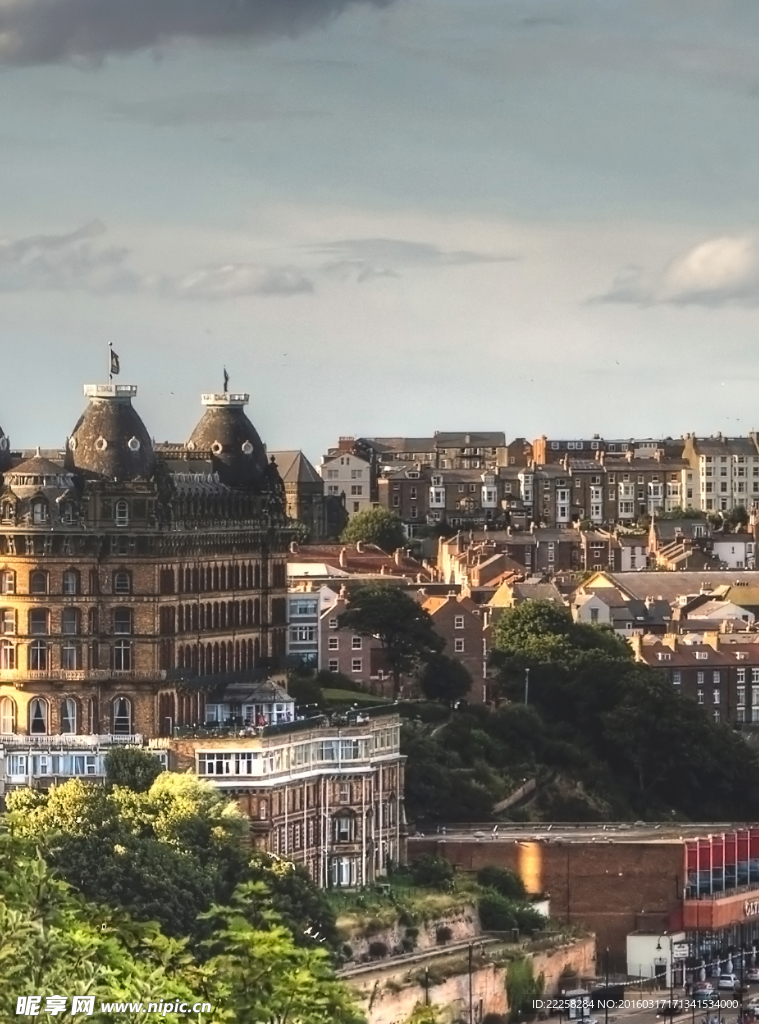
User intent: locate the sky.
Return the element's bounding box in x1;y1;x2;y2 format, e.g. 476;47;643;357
2;0;759;461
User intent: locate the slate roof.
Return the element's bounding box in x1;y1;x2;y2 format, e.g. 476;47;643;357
269;450;322;486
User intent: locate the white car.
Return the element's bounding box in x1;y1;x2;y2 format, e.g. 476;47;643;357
718;974;739;990
694;983;715;998
747;969;759;983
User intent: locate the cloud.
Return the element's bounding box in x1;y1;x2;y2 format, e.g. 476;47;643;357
0;222;513;301
0;0;393;66
593;236;759;307
0;220;143;293
110;92;327;127
169;263;313;299
310;236;517;280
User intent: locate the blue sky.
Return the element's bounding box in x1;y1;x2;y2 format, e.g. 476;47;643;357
2;0;759;460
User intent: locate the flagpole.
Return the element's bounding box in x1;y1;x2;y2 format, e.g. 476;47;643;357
109;342;113;384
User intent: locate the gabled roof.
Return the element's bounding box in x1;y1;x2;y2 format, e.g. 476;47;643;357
269;450;322;485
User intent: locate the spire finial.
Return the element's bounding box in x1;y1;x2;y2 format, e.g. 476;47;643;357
223;367;229;394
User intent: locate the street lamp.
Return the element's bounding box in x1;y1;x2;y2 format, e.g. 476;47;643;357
525;667;530;705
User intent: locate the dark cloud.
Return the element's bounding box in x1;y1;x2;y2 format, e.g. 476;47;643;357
0;0;393;66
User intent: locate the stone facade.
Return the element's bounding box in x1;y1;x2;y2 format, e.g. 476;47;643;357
151;708;405;887
0;381;295;792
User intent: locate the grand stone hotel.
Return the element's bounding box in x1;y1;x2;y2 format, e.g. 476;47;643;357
0;378;294;740
0;376;406;888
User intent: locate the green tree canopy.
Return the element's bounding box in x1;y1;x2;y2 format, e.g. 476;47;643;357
0;832;361;1024
417;652;472;705
105;746;165;792
340;507;406;551
339;584;444;695
6;775;338;948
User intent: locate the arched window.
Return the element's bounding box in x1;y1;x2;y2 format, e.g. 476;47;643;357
29;641;48;671
61;697;77;734
0;501;14;524
0;570;14;595
29;696;48;734
0;695;15;734
113;640;131;671
0;640;15;669
60;502;75;525
30;571;47;595
259;798;268;820
29;609;49;635
112;696;131;735
114;500;129;527
113;608;133;635
32;500;48;525
61;608;79;635
61;642;81;670
113;571;131;595
62;570;79;595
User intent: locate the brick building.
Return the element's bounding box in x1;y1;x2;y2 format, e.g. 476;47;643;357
0;379;295;791
419;593;491;701
151;707;405;888
410;824;759;972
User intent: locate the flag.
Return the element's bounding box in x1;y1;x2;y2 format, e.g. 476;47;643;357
223;367;229;393
110;349;120;376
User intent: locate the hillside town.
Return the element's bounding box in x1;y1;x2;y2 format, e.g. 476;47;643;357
3;376;759;1021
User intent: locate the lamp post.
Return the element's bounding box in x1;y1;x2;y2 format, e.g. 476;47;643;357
525;667;530;705
468;941;474;1024
604;948;610;1024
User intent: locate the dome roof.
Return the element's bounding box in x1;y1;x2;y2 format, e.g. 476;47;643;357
187;392;269;489
69;384;155;481
5;451;75;497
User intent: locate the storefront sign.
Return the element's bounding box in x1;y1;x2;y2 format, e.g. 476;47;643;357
744;900;759;918
672;943;689;960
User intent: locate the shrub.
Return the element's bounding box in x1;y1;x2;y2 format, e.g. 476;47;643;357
436;925;453;944
409;854;454;888
479;891;518;932
477;866;526;900
368;940;388;958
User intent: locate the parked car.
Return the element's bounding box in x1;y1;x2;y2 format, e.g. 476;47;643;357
719;974;740;990
694;982;715;997
747;969;759;982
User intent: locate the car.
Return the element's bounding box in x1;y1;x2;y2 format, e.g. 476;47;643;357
747;969;759;983
694;983;715;998
719;974;740;990
745;996;759;1012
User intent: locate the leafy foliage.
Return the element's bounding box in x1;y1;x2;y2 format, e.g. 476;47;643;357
408;854;455;888
505;957;545;1022
341;507;406;551
417;653;472;704
339;584;444;694
105;746;165;792
403;600;759;823
476;867;526;901
0;833;361;1024
6;775;338;950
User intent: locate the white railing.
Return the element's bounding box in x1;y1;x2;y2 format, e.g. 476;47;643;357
0;670;166;682
0;734;143;748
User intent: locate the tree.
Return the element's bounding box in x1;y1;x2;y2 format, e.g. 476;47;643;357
339;584;444;695
0;832;361;1024
105;746;165;792
505;957;545;1021
726;505;750;531
340;507;406;551
417;653;472;704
